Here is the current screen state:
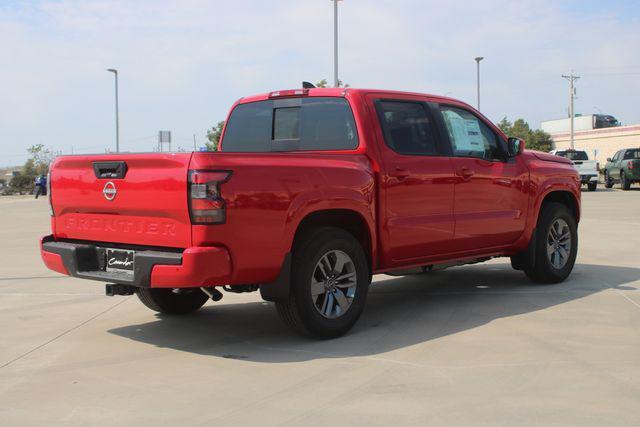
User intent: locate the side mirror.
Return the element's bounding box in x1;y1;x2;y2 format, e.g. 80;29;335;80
606;157;612;162
507;137;525;157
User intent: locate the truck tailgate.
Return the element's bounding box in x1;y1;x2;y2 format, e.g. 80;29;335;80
571;160;597;173
51;153;193;248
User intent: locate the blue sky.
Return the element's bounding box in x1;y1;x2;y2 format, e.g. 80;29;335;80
1;0;639;165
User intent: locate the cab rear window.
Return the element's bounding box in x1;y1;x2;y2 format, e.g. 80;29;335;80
222;97;358;152
556;151;588;161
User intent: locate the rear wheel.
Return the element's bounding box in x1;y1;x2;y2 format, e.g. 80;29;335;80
137;288;208;315
587;181;597;192
621;172;631;190
604;171;614;188
525;202;577;284
276;227;370;339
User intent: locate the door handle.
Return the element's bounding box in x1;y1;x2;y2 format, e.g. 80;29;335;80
389;168;410;179
456;167;474;179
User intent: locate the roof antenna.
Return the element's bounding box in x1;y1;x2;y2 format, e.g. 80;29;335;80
302;81;316;89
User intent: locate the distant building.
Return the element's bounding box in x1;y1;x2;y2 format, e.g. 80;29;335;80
541;114;619;134
549;124;640;162
0;167;21;180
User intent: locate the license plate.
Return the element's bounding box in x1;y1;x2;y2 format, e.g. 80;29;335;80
105;248;135;274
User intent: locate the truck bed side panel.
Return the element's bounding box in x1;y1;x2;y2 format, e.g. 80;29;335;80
189;152;376;284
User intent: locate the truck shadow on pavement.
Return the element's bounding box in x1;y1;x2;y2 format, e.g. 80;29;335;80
108;263;640;363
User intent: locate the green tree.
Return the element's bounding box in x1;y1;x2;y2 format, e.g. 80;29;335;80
4;145;56;194
205;121;225;151
6;172;34;195
27;144;54;175
498;117;552;152
22;158;37;177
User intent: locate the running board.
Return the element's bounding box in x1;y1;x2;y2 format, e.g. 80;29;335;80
385;257;493;277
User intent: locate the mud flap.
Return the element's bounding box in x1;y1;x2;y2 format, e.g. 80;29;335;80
259;253;292;302
510;228;537;271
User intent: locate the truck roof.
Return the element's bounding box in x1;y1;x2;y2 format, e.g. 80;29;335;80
237;87;464;106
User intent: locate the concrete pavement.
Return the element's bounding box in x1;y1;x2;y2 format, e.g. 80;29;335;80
1;189;639;426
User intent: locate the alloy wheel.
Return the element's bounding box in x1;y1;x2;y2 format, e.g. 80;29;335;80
310;250;357;319
546;218;571;269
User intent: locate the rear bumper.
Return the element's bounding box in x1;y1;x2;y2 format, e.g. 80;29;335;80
40;235;231;288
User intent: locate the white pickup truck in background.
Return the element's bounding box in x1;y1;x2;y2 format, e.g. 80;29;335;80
549;149;599;191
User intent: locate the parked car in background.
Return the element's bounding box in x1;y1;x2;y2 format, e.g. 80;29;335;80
604;148;640;190
549;149;598;191
40;87;581;338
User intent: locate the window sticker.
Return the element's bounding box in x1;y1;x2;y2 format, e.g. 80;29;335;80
442;110;483;151
463;119;483;150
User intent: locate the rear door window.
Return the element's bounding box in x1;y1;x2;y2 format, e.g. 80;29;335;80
374;100;439;155
222;97;358;152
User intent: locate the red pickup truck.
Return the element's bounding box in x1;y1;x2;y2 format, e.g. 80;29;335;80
41;87;580;338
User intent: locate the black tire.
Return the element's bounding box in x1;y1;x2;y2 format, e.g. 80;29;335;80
604;171;614;189
621;172;631;191
276;227;370;339
587;181;597;192
136;288;208;315
525;202;578;284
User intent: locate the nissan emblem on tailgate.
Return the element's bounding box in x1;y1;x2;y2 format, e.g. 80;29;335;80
103;181;117;201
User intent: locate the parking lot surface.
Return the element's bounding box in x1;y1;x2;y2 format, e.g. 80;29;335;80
1;189;639;426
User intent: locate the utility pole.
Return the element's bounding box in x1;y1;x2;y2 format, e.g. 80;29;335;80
474;57;484;111
193;134;197;151
107;68;120;152
331;0;342;87
562;72;580;150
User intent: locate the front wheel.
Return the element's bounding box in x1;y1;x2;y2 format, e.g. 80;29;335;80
276;227;370;339
137;288;209;315
525;202;578;284
587;181;597;192
604;171;614;188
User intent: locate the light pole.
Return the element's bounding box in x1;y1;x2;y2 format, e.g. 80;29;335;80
474;57;483;111
107;68;119;152
331;0;342;87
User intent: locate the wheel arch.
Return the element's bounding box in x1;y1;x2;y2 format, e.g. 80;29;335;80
261;208;375;303
538;190;580;223
291;209;375;274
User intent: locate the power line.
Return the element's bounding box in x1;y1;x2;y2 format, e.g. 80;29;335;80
582;71;640;76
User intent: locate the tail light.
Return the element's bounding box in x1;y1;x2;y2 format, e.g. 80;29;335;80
188;170;232;224
629;162;634;170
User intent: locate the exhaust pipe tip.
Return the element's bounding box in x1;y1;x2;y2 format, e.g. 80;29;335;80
200;286;223;301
